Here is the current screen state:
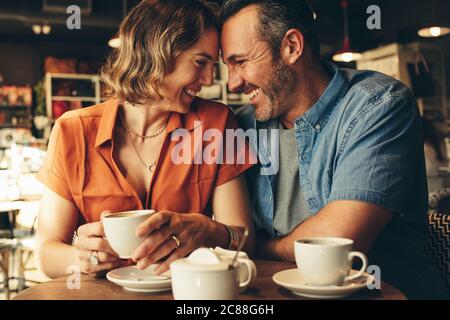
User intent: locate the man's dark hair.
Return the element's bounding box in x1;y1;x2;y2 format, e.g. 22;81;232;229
219;0;319;58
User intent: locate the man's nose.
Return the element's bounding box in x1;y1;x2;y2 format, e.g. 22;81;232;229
227;67;244;93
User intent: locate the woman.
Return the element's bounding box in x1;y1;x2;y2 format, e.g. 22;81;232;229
36;0;254;278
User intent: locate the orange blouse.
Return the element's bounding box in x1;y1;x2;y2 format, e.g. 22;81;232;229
37;98;254;222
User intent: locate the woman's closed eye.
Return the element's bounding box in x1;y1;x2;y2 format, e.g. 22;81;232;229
194;60;208;67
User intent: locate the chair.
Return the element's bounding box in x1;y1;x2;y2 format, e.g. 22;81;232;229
0;210;15;239
0;239;19;300
16;216;39;289
427;188;450;290
0;209;37;294
0;209;34;239
0;244;11;300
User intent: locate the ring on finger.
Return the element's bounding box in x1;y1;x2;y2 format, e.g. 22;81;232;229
89;250;100;265
169;235;181;248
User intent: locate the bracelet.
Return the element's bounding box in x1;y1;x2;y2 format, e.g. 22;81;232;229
225;225;240;250
72;231;78;245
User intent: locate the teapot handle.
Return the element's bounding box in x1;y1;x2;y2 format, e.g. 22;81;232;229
237;258;257;288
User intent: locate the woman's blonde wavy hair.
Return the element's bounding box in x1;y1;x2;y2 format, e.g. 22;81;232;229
101;0;218;105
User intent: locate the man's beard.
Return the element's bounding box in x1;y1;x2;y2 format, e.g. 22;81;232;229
255;59;297;122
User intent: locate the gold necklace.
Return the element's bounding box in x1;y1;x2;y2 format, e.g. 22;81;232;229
122;102;168;139
119;113;166;173
122;118;168;139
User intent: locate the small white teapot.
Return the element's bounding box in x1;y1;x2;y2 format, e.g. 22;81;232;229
170;247;257;300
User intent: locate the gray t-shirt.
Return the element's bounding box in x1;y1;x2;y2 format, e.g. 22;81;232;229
273;126;311;235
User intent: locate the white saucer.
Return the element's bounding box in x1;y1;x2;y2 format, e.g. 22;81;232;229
272;268;375;299
106;265;172;293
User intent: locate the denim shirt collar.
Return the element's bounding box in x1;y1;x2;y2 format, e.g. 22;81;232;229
296;62;349;132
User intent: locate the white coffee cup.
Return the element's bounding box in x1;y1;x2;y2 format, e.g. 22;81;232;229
170;255;256;300
294;237;368;286
102;209;155;259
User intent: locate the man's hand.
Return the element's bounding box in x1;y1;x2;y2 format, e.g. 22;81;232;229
258;200;393;261
258;237;295;262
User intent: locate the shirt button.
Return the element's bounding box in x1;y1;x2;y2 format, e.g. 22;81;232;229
315;124;321;130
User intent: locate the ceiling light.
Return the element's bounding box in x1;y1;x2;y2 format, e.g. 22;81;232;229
32;25;42;34
42;24;51;35
332;0;361;63
333;51;363;63
108;36;121;48
418;26;450;38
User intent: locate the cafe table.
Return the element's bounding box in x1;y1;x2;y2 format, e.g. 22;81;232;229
12;260;406;300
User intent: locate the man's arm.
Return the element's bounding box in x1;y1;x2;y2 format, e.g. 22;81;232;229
259;200;393;261
259;80;424;261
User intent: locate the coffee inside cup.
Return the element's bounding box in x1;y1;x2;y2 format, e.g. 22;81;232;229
297;239;340;246
104;211;151;218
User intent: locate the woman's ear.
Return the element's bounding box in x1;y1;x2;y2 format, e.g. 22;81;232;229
280;29;304;65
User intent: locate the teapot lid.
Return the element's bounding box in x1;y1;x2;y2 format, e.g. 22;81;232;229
170;258;231;272
170;247;234;272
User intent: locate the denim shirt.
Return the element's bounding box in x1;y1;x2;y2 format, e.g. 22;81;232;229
237;62;428;237
235;63;449;298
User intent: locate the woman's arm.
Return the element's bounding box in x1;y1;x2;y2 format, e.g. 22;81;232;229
211;174;255;255
36;187;124;278
35;188;80;278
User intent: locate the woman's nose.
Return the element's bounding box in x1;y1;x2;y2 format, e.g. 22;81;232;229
199;65;214;86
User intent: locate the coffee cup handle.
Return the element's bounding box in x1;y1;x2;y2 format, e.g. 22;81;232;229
237;258;257;289
344;251;368;282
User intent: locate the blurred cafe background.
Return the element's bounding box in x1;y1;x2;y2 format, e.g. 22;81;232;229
0;0;450;299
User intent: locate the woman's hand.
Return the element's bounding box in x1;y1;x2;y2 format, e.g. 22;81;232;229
74;211;128;276
131;210;225;274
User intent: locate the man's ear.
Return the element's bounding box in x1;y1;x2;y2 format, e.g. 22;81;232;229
280;29;304;65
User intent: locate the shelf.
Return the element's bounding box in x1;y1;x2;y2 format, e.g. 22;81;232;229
46;73;102;120
0;105;31;109
0;124;32;129
51;96;98;102
47;73;100;80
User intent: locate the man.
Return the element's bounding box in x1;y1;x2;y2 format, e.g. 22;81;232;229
219;0;449;298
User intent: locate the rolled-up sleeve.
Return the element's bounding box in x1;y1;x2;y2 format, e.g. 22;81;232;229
36;120;74;202
327;91;424;217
